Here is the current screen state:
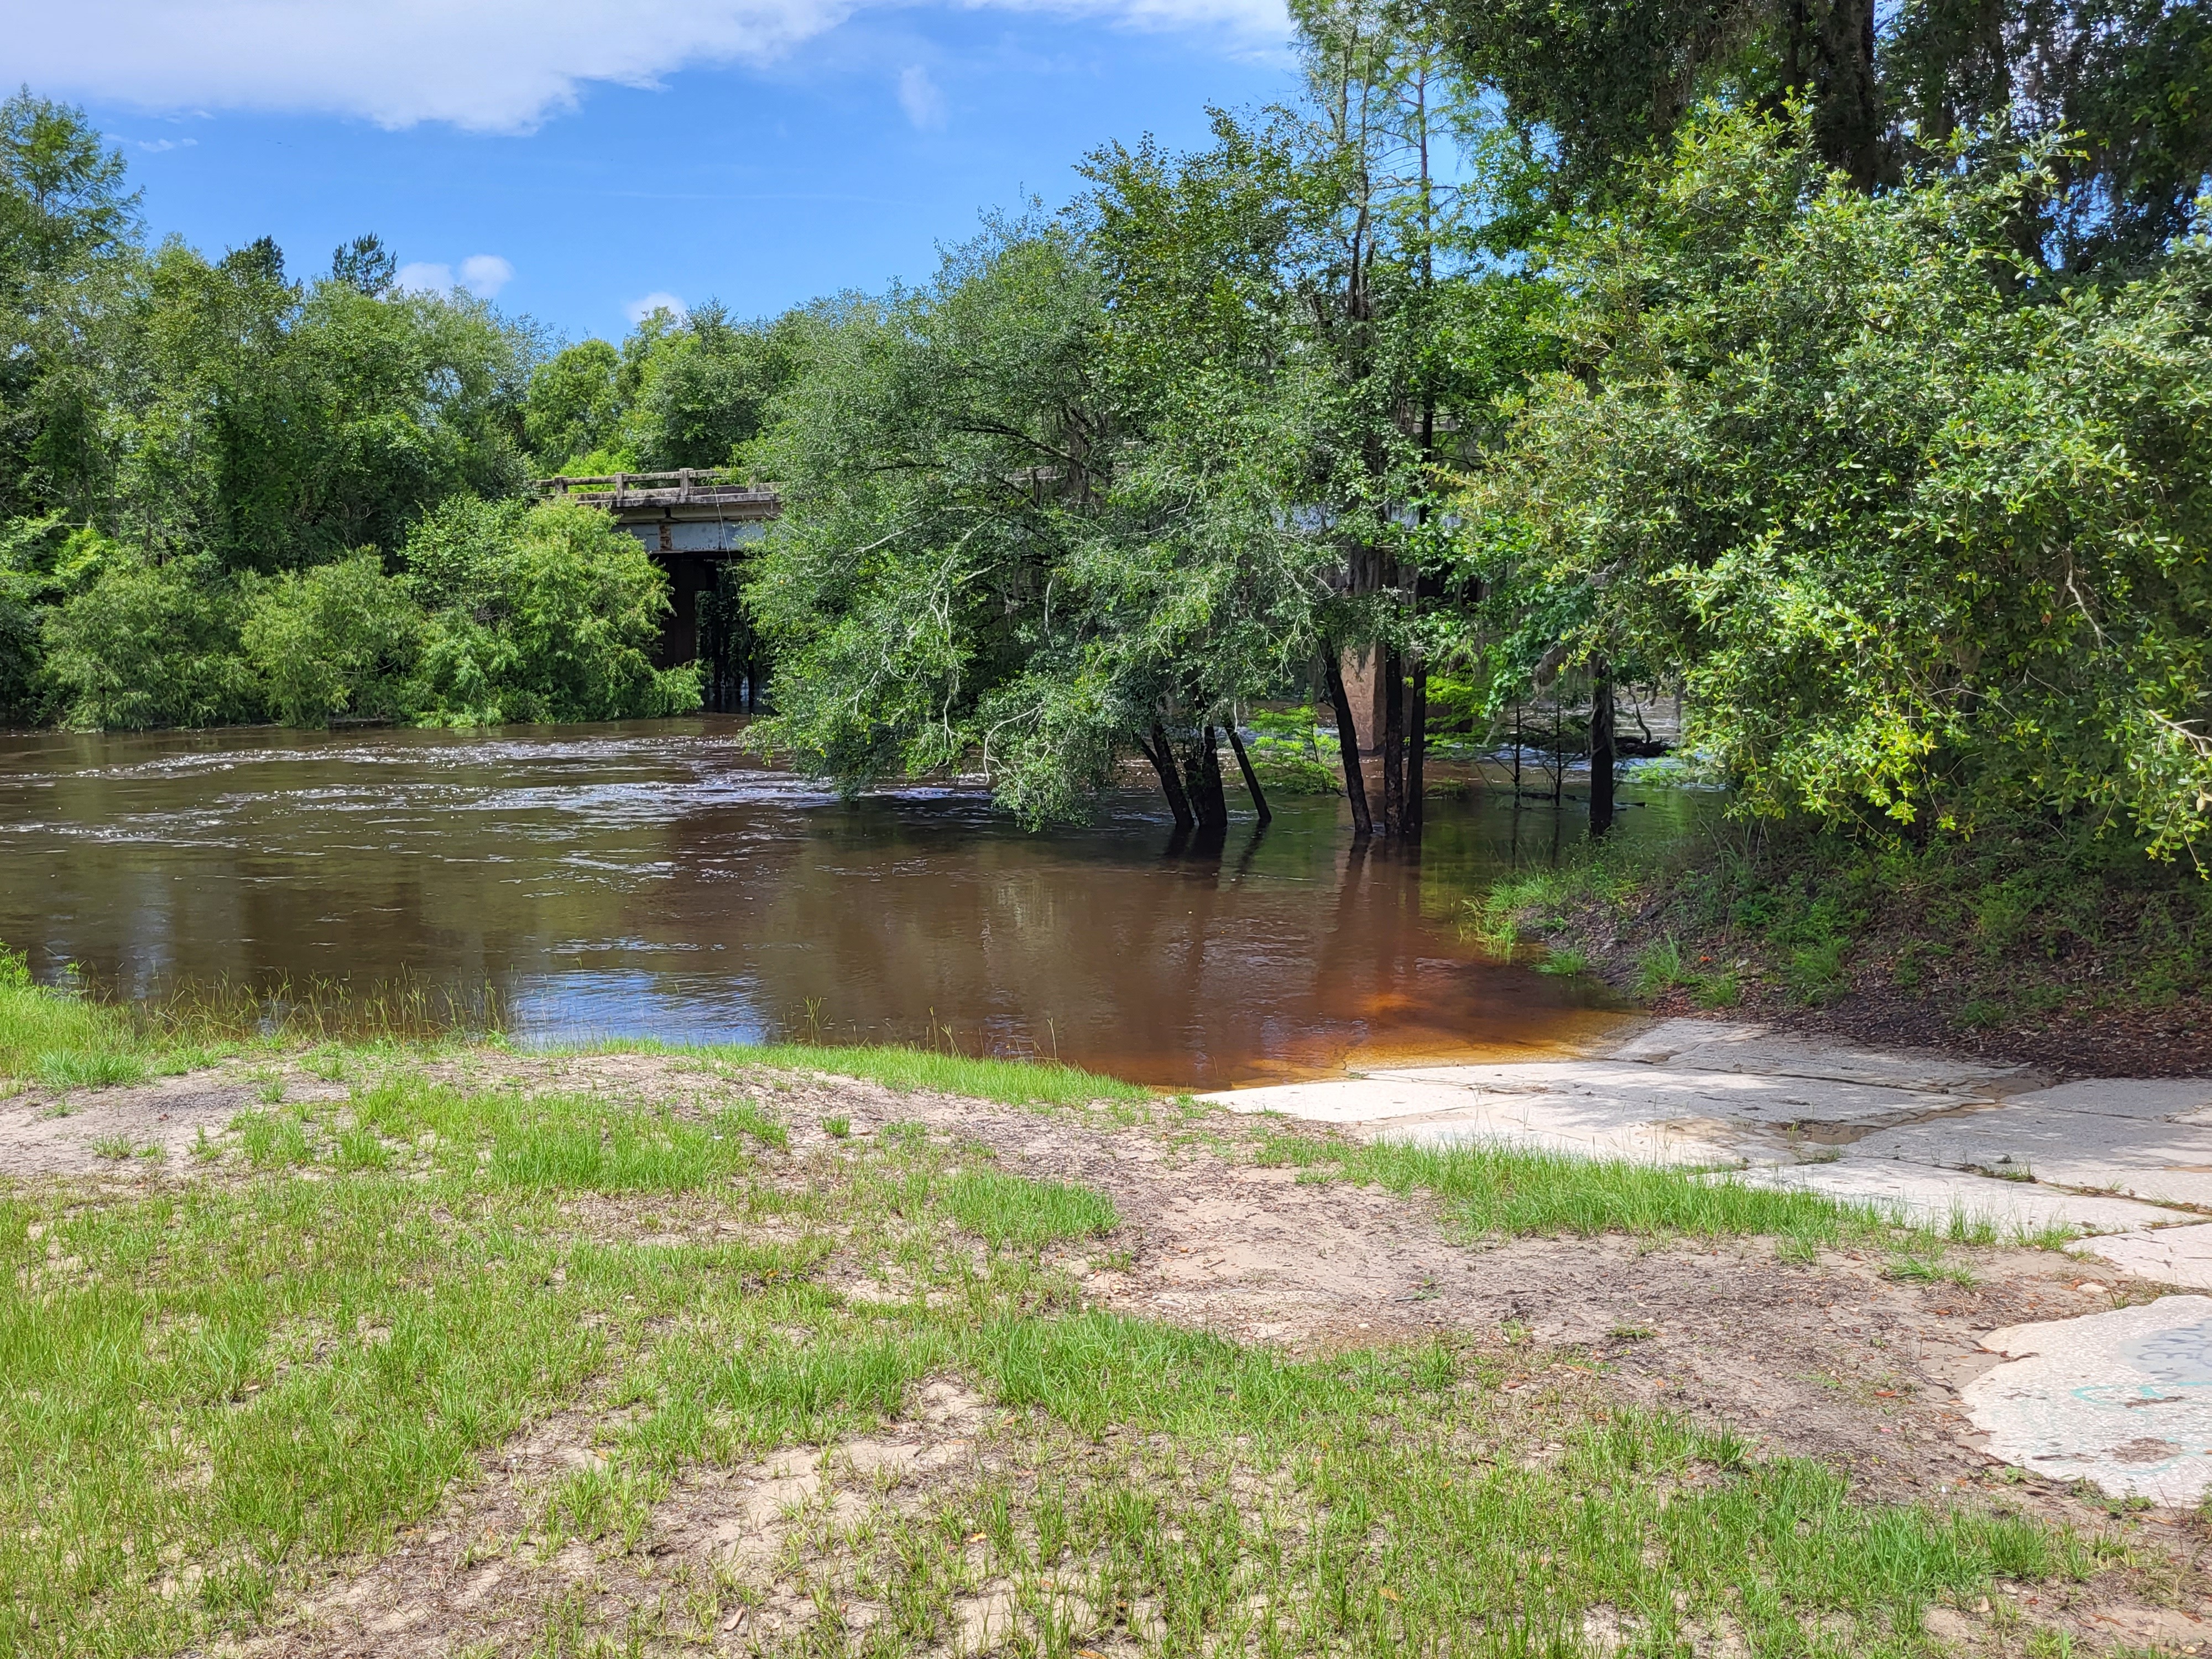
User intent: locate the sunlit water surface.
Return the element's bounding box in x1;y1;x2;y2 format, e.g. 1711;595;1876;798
0;718;1692;1087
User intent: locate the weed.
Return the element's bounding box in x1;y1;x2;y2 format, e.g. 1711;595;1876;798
1536;948;1592;977
823;1114;851;1139
1635;935;1688;996
1692;967;1741;1008
35;1048;149;1091
1885;1244;1979;1287
90;1134;135;1160
1786;937;1850;1003
1959;995;2006;1030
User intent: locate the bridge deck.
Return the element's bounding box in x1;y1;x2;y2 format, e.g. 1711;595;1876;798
536;470;779;518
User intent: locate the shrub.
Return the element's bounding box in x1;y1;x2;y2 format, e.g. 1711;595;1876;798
42;548;259;729
404;497;702;725
241;552;421;726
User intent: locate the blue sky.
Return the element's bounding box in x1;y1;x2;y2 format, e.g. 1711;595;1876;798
14;2;1298;345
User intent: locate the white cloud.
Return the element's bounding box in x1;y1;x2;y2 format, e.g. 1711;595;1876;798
395;260;453;294
459;254;515;296
3;1;1290;133
625;291;687;324
134;136;197;152
396;255;518;298
896;65;946;131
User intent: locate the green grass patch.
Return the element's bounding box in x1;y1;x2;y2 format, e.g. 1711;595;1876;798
1256;1134;1913;1247
940;1168;1119;1249
577;1037;1151;1110
0;951;151;1089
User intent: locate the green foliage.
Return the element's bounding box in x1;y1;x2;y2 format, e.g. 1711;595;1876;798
403;496;701;725
523;338;624;471
1469;108;2212;857
41;547;258;729
1439;0;2212;266
240;552;418;726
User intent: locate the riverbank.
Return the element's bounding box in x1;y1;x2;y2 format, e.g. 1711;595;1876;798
4;1002;2211;1656
1480;815;2212;1080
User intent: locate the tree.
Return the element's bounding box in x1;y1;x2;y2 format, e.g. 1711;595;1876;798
748;215;1329;829
623;302;808;472
329;233;397;297
403;496;701;726
1436;0;2212;264
524;338;625;471
1460;107;2212;855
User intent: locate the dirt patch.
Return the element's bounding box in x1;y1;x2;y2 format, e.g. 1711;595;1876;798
0;1068;348;1179
245;1380;998;1659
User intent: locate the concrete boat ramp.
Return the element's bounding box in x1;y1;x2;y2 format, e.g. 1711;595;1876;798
1202;1020;2212;1503
1204;1019;2212;1264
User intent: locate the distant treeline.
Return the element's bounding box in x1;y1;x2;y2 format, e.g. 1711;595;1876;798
7;0;2212;865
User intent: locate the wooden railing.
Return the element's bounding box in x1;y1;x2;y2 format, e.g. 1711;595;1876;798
533;469;779;510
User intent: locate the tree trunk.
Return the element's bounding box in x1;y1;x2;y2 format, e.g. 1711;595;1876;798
1814;0;1882;189
1405;659;1427;837
1141;723;1194;829
1182;726;1230;830
1226;724;1271;824
1323;650;1373;838
1589;670;1616;838
1380;644;1405;835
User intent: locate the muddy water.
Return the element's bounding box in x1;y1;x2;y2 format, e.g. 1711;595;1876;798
0;719;1674;1087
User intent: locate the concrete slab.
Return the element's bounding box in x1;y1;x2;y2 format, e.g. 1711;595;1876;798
1608;1018;2032;1097
2002;1078;2212;1122
1369;1060;1960;1131
1725;1161;2179;1237
1207;1078;1521;1125
1963;1296;2212;1505
2072;1224;2212;1290
1208;1076;1739;1164
1843;1106;2212;1210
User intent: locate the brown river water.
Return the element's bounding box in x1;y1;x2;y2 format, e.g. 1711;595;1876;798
0;718;1678;1087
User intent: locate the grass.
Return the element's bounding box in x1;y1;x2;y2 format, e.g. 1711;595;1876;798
0;947;1152;1121
0;1056;2138;1659
1254;1133;1928;1248
1477;804;2212;1039
940;1167;1120;1248
579;1037;1153;1112
0;950;152;1092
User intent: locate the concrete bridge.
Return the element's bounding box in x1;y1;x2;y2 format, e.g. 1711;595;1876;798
535;471;779;679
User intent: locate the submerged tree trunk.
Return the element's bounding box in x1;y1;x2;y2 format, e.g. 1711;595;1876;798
1405;659;1427;837
1589;669;1616;838
1182;726;1230;831
1225;724;1271;823
1141;723;1194;830
1380;644;1405;835
1323;649;1373;838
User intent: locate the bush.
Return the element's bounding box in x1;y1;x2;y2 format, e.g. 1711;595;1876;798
241;552;420;726
404;497;701;724
42;547;260;729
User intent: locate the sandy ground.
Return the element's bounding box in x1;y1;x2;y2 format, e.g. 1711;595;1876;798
8;1047;2211;1656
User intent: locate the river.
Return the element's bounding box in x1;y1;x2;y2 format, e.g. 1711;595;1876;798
0;718;1673;1087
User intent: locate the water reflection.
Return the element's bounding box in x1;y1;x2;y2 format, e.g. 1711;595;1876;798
0;718;1667;1087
